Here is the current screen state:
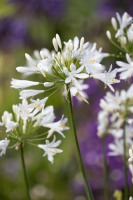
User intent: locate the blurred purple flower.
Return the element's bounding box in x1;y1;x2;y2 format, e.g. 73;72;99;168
0;17;29;50
9;0;66;20
97;0;133;19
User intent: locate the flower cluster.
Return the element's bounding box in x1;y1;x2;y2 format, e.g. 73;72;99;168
106;12;133;80
0;97;69;163
97;84;133;157
12;34;120;106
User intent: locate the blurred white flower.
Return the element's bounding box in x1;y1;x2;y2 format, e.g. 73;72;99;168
0;138;10;156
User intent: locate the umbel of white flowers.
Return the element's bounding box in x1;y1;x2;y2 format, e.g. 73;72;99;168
106;12;133;80
11;34;121;106
97;84;133;156
0;97;69;163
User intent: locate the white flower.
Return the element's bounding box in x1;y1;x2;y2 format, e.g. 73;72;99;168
18;99;34;120
108;139;124;156
0;138;10;156
44;115;69;138
115;12;132;38
5;121;19;132
19;89;45;99
38;135;63;164
32;106;54;121
97;110;108;138
29;97;48;115
80;43;102;75
11;79;39;89
93;65;120;92
63;64;89;90
127;24;133;43
70;80;89;102
116;54;133;80
37;58;53;73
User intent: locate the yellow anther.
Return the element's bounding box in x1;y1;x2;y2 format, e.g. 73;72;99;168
34;103;41;110
114;99;118;103
60;123;66;128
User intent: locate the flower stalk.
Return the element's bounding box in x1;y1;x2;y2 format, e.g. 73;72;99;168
67;87;93;200
123;120;128;200
102;136;109;200
20;143;31;200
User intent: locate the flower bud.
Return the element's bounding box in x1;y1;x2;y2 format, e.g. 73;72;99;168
40;50;45;59
111;17;117;30
23;125;26;134
52;38;58;52
33;50;40;60
44;82;54;87
10;113;13;120
52;52;55;60
56;34;62;49
80;37;84;51
58;52;61;60
47;128;55;138
119;36;127;45
106;30;111;40
66;43;70;50
25;53;36;66
70;43;73;51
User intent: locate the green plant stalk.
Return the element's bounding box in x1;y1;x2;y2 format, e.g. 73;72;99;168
20;143;31;200
123;120;128;200
67;88;93;200
102;137;109;200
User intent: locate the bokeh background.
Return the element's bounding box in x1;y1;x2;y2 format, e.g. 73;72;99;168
0;0;133;200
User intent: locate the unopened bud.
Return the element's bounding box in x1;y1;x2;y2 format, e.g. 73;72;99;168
66;43;70;50
44;82;54;87
40;50;45;59
52;38;58;52
106;30;111;40
52;52;55;60
10;113;13;120
111;17;117;30
58;52;61;60
80;37;84;51
56;34;62;49
25;53;36;66
70;43;73;51
119;36;127;45
47;128;55;138
23;125;26;134
15;145;19;150
33;50;40;60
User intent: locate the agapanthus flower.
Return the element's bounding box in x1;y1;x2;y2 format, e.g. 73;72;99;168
38;135;63;164
0;97;68;163
116;54;133;80
115;12;133;38
93;65;120;92
0;138;10;156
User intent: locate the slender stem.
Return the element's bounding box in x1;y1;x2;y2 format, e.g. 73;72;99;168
123;120;128;200
20;143;31;200
67;88;93;200
102;137;109;200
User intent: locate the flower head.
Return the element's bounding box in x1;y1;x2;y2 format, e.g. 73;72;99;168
38;135;63;164
0;138;10;156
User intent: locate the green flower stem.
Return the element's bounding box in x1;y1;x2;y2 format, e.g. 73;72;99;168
102;137;109;200
20;143;31;200
110;39;126;52
67;88;93;200
123;120;128;200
